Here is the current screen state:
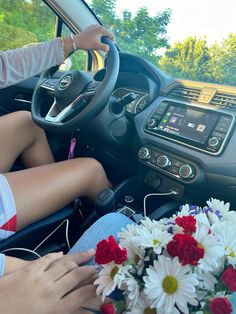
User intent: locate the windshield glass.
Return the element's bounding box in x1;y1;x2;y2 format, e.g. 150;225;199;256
86;0;235;87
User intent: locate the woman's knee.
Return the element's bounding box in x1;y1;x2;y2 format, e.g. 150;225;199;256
16;111;38;132
17;111;45;142
73;157;111;196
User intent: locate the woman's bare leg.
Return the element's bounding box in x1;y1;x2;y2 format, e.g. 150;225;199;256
4;158;111;231
0;111;54;172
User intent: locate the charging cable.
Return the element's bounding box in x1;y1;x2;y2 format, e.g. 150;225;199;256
143;191;178;217
1;247;41;258
1;219;71;259
33;219;70;251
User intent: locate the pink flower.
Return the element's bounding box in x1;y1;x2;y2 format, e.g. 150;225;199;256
220;266;236;291
209;297;232;314
101;303;116;314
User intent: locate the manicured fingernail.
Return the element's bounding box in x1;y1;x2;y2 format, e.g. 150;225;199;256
95;264;102;271
87;248;95;255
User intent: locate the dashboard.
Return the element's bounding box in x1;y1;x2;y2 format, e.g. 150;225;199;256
91;52;236;207
112;87;149;114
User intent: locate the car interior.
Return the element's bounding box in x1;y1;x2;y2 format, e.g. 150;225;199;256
0;0;235;259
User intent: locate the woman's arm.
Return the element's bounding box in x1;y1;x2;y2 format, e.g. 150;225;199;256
0;24;114;90
0;38;64;89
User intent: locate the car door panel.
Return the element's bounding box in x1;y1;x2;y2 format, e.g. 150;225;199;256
0;76;39;115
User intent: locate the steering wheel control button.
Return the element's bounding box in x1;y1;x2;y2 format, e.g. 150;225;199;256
208;137;220;147
179;164;194;179
41;79;57;91
157;155;171;169
138;148;151;160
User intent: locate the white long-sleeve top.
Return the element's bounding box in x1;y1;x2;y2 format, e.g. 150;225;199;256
0;38;64;89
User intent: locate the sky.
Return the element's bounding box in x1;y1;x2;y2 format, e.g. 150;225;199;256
114;0;236;45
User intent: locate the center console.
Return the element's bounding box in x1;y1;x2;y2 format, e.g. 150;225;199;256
144;100;234;155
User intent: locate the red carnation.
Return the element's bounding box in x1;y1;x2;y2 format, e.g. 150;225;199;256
113;246;127;264
101;303;116;314
167;233;204;266
95;236;127;265
175;215;196;234
220;266;236;291
95;238;114;264
209;297;232;314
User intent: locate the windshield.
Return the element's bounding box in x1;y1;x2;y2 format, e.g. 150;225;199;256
86;0;235;87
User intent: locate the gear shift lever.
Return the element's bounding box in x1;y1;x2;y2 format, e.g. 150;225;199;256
95;188;116;216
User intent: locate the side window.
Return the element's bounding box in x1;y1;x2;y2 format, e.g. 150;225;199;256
0;0;56;50
61;24;88;71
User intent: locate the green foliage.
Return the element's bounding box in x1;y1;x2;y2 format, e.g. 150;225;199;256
0;0;55;45
160;34;236;86
0;0;235;85
90;0;171;64
0;23;37;50
0;0;87;70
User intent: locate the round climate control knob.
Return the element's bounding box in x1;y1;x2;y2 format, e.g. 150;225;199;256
147;118;156;128
138;147;151;160
179;164;194;179
208;137;219;147
157;155;171;168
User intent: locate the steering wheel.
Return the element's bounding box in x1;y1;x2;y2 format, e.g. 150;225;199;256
31;37;119;133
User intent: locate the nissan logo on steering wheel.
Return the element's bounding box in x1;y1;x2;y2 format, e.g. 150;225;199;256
59;74;72;90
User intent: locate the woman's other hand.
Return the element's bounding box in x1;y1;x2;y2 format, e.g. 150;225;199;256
0;252;98;314
75;25;115;52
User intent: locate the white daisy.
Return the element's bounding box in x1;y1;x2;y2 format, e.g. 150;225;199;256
125;292;172;314
206;198;230;215
193;224;224;272
121;238;147;275
143;256;198;314
195;212;211;228
94;262;132;300
135;227;171;254
118;223;140;243
194;268;217;292
123;277;141;309
140;217;168;232
213;221;236;265
172;204;192;218
205;198;236;223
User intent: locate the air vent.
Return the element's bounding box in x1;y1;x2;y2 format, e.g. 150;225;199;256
211;93;236;110
167;86;201;102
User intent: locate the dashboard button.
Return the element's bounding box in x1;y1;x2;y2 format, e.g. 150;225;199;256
147;118;156;128
152;113;163;121
212;131;226;140
138;148;151;160
215;125;229;133
208;137;220;147
157;155;171;168
179;164;194;179
168;166;179;175
172;159;184;168
219;116;232;124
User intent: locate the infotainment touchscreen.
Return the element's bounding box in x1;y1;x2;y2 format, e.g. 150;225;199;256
157;104;219;144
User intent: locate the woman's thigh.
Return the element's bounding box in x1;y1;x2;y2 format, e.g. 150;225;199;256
4;157;110;231
0;111;39;172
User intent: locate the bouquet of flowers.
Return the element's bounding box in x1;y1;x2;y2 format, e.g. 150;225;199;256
94;198;236;314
